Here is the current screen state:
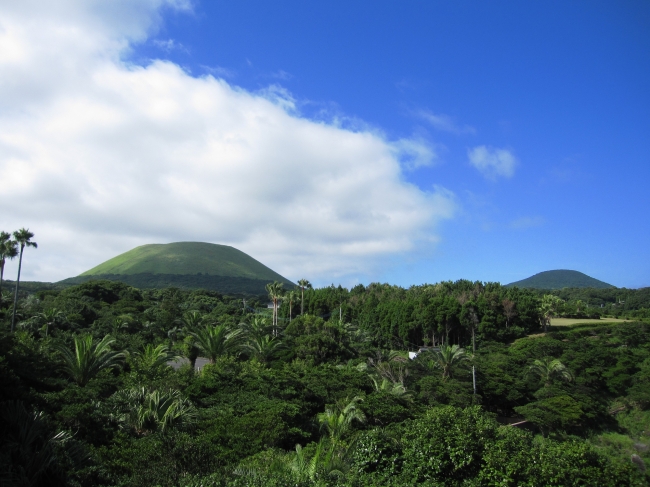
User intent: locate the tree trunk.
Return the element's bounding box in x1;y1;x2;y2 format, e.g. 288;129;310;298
472;327;476;353
0;258;4;308
301;287;304;315
11;245;24;333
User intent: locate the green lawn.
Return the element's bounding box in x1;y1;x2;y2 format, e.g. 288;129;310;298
550;317;631;326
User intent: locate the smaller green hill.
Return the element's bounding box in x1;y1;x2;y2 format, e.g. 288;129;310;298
506;270;614;289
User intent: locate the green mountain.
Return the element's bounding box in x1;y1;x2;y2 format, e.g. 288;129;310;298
60;242;294;295
506;269;614;290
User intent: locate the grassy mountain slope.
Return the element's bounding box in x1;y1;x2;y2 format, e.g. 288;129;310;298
62;242;294;295
506;269;614;289
80;242;291;282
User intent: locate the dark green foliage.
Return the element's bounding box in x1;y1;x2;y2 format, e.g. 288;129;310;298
60;273;281;296
1;280;649;486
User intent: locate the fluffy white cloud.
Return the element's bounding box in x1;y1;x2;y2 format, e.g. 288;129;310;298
468;146;517;180
0;0;456;285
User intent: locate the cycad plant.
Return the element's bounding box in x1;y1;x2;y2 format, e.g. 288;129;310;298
0;401;88;486
112;387;198;435
55;334;126;386
190;324;242;363
369;375;412;400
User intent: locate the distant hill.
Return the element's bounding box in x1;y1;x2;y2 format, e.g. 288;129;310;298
506;270;615;290
59;242;294;295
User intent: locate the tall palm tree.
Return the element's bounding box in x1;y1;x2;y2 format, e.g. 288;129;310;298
528;357;573;387
190;324;242;363
285;290;299;322
297;279;312;315
265;281;285;335
11;228;37;332
0;232;17;309
55;334;126;386
429;344;469;379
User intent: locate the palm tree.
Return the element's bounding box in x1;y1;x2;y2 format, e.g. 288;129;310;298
528;357;573;387
190;324;242;363
36;308;64;337
265;281;285;335
429;344;469;379
539;294;563;332
239;315;271;340
11;228;37;332
55;334;126;386
285;290;299;322
297;279;312;315
112;387;198;435
243;334;285;364
132;343;179;370
317;396;366;445
178;310;205;370
0;232;18;308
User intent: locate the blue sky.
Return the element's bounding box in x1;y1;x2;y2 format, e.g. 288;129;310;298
1;0;649;288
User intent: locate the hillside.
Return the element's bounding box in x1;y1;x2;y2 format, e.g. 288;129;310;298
60;242;294;295
506;269;614;289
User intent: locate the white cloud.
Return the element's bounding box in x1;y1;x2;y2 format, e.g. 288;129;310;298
0;0;456;285
417;110;476;135
468;146;518;180
153;38;189;54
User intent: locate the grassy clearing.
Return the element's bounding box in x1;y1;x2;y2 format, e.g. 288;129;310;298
550;317;631;327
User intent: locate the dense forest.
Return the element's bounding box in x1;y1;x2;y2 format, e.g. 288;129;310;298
1;279;649;486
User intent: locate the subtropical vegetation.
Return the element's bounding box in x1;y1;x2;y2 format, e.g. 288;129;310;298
0;232;648;486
